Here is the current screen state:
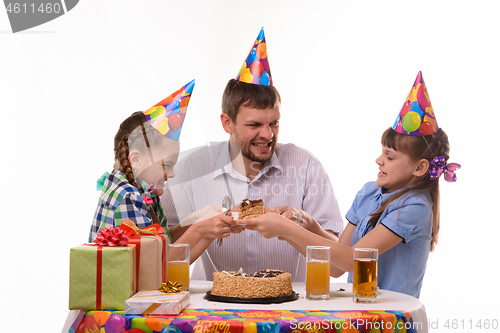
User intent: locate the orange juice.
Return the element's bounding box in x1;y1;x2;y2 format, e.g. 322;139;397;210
306;260;330;299
167;261;190;291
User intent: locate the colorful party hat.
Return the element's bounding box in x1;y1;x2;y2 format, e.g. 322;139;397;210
235;28;273;86
392;71;438;136
143;80;195;141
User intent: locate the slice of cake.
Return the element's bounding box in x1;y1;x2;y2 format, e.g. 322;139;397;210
239;198;264;219
211;269;293;298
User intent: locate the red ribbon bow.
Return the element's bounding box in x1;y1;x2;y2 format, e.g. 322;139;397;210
142;182;156;206
93;227;129;246
142;194;154;205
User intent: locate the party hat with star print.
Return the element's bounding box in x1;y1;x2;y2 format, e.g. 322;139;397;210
143;80;195;141
235;28;273;86
392;71;438;136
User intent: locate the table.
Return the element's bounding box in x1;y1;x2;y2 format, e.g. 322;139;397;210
62;282;428;333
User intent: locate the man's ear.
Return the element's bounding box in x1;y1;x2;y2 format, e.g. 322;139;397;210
129;150;141;170
220;113;233;134
414;158;430;177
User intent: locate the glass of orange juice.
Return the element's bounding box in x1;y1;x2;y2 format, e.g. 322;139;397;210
167;244;190;291
306;246;331;300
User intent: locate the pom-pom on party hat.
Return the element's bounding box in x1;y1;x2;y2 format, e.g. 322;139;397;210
143;80;195;141
235;28;273;86
392;71;438;136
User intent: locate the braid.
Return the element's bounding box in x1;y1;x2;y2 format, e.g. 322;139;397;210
116;134;140;190
431;128;450;162
112;111;147;192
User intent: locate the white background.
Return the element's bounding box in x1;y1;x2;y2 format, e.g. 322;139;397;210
1;1;499;332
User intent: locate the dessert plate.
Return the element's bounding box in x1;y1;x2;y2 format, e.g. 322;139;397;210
204;291;299;304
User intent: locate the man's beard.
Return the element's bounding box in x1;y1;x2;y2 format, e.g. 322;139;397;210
240;138;277;163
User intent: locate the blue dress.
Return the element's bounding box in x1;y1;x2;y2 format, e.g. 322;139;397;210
346;181;433;298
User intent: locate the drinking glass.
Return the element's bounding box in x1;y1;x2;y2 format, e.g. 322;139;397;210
306;246;331;300
353;248;378;303
167;244;190;291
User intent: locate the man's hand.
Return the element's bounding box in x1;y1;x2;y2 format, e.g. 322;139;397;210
195;213;245;239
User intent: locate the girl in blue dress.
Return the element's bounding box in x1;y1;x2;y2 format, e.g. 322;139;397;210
240;72;460;298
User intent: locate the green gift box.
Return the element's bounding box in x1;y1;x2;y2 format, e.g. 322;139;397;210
69;244;136;310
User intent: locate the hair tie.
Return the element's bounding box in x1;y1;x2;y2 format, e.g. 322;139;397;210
96;171;110;191
429;156;461;182
141;181;156;206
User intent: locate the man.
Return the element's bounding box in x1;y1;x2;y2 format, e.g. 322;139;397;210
161;29;343;281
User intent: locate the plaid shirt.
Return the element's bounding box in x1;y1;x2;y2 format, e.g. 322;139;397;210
89;170;167;242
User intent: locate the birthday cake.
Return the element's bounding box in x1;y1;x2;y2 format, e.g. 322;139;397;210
239;198;264;219
211;269;293;298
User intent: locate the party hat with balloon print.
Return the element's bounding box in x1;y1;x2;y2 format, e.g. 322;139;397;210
235;28;273;86
392;71;438;136
143;80;195;141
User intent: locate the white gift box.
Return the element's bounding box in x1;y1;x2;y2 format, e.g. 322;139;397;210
125;290;189;315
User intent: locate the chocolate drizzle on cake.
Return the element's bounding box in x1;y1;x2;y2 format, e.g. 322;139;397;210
243;269;284;278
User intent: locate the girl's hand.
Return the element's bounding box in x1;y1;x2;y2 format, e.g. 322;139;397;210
273;206;313;230
237;211;292;239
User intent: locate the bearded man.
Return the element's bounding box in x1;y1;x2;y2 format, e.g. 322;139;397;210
161;29;342;281
160;79;343;281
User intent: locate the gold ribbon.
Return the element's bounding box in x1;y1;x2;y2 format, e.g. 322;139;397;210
130;290;189;301
119;218;164;236
159;281;183;293
130;290;190;315
143;299;174;315
142;297;186;315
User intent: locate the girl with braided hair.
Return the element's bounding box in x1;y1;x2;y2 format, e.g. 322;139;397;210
89;81;242;262
240;72;460;298
89;111;179;243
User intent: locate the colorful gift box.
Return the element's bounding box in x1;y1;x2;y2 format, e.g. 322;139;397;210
69;244;136;310
119;219;168;291
125;290;190;315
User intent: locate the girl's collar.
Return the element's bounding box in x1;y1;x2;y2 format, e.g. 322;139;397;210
371;185;410;201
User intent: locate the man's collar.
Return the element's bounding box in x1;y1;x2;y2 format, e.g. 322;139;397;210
211;141;245;181
211;141;283;181
258;151;283;178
